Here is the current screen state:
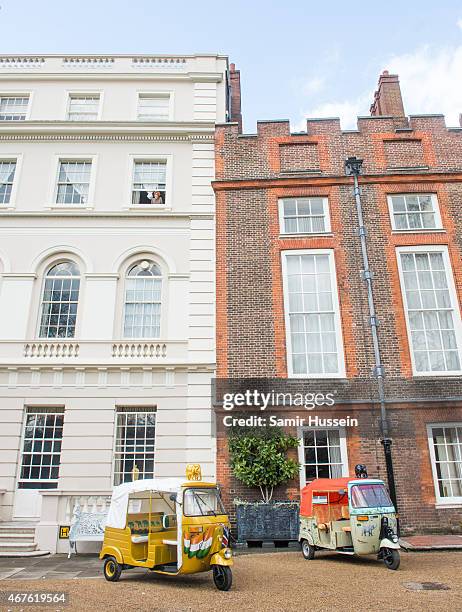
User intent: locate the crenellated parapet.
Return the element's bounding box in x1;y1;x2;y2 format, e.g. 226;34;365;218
215;112;462;181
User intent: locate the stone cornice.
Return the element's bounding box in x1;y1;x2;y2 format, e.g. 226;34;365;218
0;211;214;219
212;171;462;191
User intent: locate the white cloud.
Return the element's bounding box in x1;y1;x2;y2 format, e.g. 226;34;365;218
457;18;462;30
302;76;325;96
297;44;462;130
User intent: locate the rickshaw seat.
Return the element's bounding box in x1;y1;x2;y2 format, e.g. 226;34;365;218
131;535;149;544
341;505;350;520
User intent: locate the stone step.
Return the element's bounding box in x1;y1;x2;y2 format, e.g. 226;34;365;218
0;533;35;542
0;526;36;535
0;550;49;558
0;542;38;553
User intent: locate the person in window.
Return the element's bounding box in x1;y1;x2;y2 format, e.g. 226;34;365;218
150;190;163;205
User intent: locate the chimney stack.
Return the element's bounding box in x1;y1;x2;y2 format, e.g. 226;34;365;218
370;70;405;117
229;63;243;132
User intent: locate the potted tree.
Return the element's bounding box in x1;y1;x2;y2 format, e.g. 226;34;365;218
229;426;300;546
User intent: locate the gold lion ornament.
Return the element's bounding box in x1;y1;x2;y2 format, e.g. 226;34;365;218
186;464;202;481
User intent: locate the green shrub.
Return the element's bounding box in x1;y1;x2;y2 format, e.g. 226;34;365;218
228;426;300;502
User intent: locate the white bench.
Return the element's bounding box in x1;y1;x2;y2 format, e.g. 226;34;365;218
68;508;107;557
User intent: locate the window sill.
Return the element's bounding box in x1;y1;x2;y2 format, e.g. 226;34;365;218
44;204;94;210
411;372;462;378
0;205;16;211
287;373;347;380
434;502;462;509
279;233;333;238
124;205;171;211
392;229;446;234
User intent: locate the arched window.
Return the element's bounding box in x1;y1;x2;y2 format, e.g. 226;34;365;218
39;261;80;338
123;260;162;338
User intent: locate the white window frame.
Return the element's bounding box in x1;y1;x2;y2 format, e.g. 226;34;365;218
387;193;443;232
17;407;65;490
112;407;157;486
427;423;462;506
36;260;81;339
278;197;331;235
135;90;173;121
65;91;103;121
122;260;163;339
396;245;462;376
0;92;32;120
125;154;172;210
297;426;349;487
46;154;97;209
281;249;346;378
0;154;22;208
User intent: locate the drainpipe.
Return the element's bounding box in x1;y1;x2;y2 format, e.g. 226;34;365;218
344;156;398;510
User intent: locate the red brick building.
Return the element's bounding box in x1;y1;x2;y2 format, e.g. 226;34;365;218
213;67;462;534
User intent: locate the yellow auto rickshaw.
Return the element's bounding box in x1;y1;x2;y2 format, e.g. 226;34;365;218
100;465;233;590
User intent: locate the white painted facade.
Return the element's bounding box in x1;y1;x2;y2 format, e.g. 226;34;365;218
0;55;227;552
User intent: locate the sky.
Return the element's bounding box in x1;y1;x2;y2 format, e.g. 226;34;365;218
0;0;461;132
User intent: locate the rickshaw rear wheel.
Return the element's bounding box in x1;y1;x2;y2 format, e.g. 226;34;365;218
382;548;400;570
212;565;232;591
301;539;315;560
103;556;122;582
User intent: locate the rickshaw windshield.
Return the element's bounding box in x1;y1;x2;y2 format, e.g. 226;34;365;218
350;484;393;509
183;488;226;517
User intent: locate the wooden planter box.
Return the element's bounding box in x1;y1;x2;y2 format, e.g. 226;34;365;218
235;502;299;546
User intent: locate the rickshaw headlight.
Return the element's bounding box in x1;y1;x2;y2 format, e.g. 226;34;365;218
223;548;232;559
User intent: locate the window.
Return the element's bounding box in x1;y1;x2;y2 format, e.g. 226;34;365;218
350;484;393;509
67;94;100;120
0;96;28;120
282;250;344;376
398;247;462;374
279;197;330;234
183;488;225;516
389;194;441;231
55;160;92;205
428;424;462;503
137;94;170;121
39;261;80;338
123;260;162;338
299;428;347;484
18;408;64;489
131;161;167;205
0;160;16;204
114;408;156;485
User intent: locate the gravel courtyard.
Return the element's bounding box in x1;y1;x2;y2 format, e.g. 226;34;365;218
0;551;461;611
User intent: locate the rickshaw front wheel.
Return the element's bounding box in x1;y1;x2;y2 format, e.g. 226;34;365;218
382;548;400;570
301;539;315;560
212;565;232;591
103;556;122;582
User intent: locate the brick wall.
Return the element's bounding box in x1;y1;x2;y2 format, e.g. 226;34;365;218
214;88;462;534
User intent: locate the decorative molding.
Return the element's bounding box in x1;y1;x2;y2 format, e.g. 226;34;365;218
24;342;80;358
84;273;120;280
0;211;213;219
112;342;167;359
62;57;115;69
1;272;37;279
0;133;214;143
0;57;45;69
132;57;187;71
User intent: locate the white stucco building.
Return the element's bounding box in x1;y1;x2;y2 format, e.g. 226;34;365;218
0;54;229;553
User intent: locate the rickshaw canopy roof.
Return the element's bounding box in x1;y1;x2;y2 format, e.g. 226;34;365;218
300;477;386;516
106;478;185;529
